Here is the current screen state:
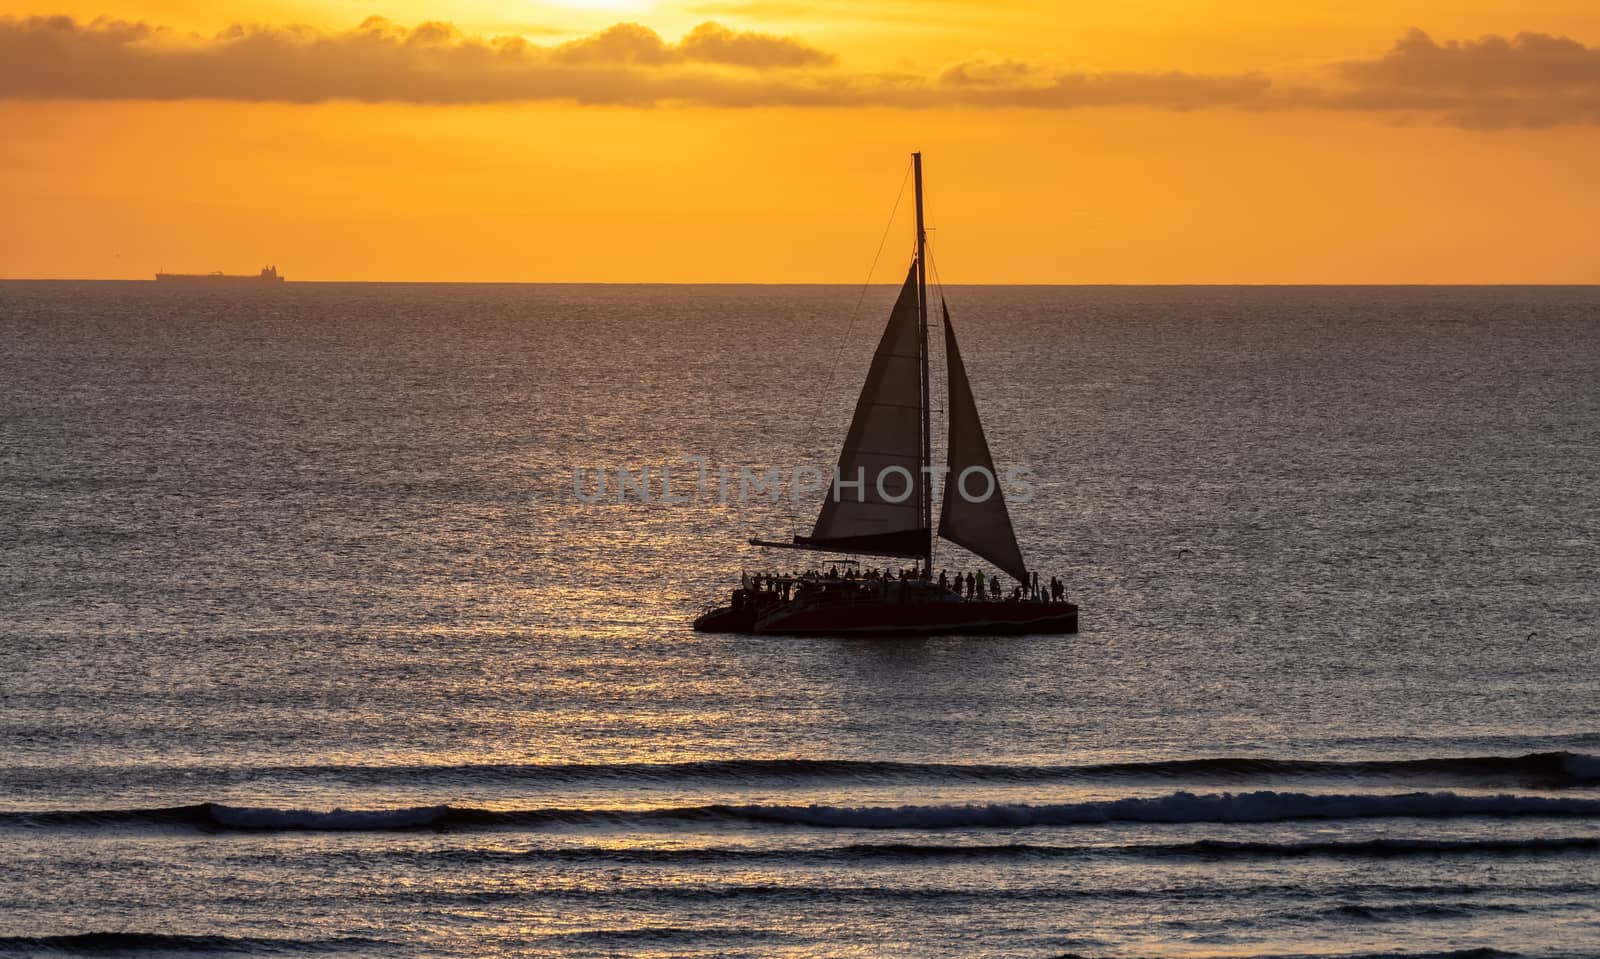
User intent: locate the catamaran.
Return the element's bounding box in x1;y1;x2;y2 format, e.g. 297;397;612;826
694;153;1078;636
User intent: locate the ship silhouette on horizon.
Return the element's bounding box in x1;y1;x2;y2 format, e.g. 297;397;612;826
154;265;285;285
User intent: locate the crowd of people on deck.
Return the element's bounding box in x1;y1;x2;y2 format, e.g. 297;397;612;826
741;564;1071;604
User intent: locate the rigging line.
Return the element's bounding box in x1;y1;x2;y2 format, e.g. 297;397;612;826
783;158;914;538
928;247;948;312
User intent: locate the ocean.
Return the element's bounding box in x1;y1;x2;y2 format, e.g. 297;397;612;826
0;281;1596;958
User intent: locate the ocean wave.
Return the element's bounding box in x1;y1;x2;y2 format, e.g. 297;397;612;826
1139;836;1600;859
327;881;1600;911
1322;901;1532;922
711;792;1600;829
5;790;1600;833
0;932;386;954
1560;751;1600;782
1055;951;1526;959
384;836;1600;866
832;835;1600;861
536;926;787;945
206;804;452;831
90;751;1600;788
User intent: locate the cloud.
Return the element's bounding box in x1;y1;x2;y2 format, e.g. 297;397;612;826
551;20;831;67
551;23;675;66
0;14;1268;109
0;15;837;104
2;15;1600;127
1340;28;1600;91
1323;28;1600;127
942;66;1272;111
677;21;834;68
940;56;1034;87
685;0;1010;24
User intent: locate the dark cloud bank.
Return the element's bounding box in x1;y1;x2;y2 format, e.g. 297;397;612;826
3;14;1599;127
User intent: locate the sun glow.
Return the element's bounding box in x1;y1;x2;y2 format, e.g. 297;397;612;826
539;0;653;12
4;0;1600;282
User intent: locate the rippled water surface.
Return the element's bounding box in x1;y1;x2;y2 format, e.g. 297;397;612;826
1;281;1597;958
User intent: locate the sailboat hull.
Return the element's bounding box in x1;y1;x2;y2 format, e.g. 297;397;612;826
697;599;1077;637
692;589;784;633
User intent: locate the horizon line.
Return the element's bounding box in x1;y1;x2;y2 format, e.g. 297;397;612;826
4;277;1600;288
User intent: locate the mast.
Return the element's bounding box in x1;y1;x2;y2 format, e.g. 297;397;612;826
754;154;936;564
913;152;932;574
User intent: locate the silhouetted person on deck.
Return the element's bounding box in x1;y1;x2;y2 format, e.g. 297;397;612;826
989;577;1001;600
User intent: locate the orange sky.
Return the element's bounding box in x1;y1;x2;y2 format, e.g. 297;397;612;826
3;0;1600;282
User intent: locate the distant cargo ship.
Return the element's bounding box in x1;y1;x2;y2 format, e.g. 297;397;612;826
154;266;285;285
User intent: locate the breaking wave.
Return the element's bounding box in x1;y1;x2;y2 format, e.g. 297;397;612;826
0;932;386;954
32;751;1590;789
5;790;1600;833
385;835;1600;866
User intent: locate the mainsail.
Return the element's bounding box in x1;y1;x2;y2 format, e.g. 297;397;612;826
937;301;1029;583
792;262;930;558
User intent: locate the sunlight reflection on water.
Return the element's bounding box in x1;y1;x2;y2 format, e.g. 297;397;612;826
1;281;1597;956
